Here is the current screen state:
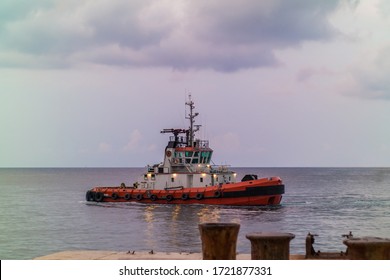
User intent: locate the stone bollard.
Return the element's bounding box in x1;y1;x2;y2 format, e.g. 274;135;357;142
343;237;390;260
198;223;240;260
246;232;295;260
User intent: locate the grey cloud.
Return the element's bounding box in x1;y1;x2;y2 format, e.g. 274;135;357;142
191;0;339;46
344;46;390;100
0;0;343;71
149;44;278;72
85;0;173;49
1;0;162;54
0;0;53;24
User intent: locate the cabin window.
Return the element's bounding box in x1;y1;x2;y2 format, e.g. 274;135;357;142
175;152;184;158
151;174;156;181
144;174;148;180
200;177;203;183
204;152;209;163
171;177;175;182
200;151;212;164
185;151;193;157
193;152;200;164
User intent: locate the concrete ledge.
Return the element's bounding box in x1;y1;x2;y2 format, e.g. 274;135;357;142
34;250;306;260
35;251;203;260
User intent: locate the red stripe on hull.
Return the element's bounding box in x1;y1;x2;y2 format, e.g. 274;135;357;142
86;179;284;206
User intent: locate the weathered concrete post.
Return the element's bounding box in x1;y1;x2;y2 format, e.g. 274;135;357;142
246;232;295;260
343;237;390;260
198;223;240;260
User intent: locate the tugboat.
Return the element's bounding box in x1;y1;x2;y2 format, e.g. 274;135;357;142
86;96;284;206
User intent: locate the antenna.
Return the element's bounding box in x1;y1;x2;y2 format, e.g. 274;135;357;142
185;94;201;147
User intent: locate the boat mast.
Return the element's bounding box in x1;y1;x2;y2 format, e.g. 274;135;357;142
185;94;201;147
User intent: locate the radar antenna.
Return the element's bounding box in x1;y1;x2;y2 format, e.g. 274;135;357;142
185;94;201;147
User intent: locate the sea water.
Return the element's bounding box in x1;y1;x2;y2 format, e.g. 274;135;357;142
0;167;389;259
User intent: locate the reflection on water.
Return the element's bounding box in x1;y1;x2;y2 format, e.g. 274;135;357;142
119;203;286;254
144;205;157;249
197;206;221;223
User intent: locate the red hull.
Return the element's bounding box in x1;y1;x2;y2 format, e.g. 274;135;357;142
86;177;284;206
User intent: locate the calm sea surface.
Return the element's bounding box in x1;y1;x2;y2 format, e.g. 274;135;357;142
1;167;389;260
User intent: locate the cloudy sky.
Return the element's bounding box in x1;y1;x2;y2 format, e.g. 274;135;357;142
1;0;390;167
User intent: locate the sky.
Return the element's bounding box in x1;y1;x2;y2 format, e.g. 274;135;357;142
1;0;390;167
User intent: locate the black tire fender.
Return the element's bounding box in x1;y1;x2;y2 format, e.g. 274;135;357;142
111;193;119;200
86;191;94;201
94;192;104;202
